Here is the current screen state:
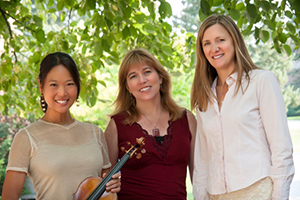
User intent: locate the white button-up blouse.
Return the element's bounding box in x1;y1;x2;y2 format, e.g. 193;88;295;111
193;69;294;200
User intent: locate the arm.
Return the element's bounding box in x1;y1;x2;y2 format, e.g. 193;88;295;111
2;171;27;200
193;109;209;200
258;71;294;199
103;118;121;193
186;109;197;182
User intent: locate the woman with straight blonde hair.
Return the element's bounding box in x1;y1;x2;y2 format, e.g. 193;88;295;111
191;14;294;200
105;48;196;199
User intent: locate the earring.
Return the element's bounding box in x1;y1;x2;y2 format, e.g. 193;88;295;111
40;94;47;112
160;84;163;91
76;99;79;107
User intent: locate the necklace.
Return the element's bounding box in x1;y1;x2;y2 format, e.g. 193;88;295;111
141;110;162;137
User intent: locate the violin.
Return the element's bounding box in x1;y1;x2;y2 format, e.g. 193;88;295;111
73;137;146;200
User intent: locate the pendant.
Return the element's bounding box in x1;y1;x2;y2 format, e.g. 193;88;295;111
152;128;160;137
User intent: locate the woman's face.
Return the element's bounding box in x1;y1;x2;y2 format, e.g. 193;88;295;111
202;24;236;73
39;64;78;116
126;64;162;103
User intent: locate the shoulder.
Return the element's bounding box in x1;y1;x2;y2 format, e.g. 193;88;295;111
111;111;128;121
185;109;196;127
185;109;196;120
15;120;41;137
250;69;277;81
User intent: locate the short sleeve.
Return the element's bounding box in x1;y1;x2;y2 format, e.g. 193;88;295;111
6;128;32;173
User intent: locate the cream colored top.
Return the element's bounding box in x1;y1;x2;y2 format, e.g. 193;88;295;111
6;119;111;200
193;70;294;200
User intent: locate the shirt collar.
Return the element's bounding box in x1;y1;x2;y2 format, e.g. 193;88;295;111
212;72;238;89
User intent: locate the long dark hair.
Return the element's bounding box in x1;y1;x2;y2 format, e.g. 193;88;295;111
38;52;81;112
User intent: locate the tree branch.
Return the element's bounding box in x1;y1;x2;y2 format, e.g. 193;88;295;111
0;7;35;32
0;7;18;62
68;7;73;33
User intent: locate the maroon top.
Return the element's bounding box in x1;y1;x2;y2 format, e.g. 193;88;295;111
112;110;191;200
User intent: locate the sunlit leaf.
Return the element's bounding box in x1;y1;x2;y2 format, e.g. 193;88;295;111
259;30;270;43
236;2;245;11
144;23;156;34
161;45;173;57
283;44;292;56
36;29;46;43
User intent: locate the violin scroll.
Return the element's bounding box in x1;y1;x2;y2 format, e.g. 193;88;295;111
120;137;146;159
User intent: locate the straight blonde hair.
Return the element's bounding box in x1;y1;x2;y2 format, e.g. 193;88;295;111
191;14;259;112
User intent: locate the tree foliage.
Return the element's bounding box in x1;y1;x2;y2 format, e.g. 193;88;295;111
198;0;300;56
0;0;193;116
1;0;300;117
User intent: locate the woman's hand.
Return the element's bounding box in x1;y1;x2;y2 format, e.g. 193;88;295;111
102;172;121;193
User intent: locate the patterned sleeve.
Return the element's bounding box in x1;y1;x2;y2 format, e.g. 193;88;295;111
6;128;32;173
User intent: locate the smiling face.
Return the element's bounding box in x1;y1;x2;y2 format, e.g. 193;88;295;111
39;64;78;117
126;63;162;104
202;23;236;74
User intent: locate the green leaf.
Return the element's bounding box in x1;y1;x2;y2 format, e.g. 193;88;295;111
147;1;155;20
281;0;286;10
286;22;296;34
134;14;145;24
33;15;43;27
285;10;293;19
129;25;137;37
161;45;173;57
213;0;223;7
236;2;246;11
57;1;64;11
290;34;300;44
122;26;130;39
48;8;56;13
95;41;103;56
259;30;270;43
201;0;210;16
87;0;96;10
69;35;78;43
246;3;257;19
259;1;271;12
2;64;12;75
283;44;292;56
62;41;69;51
273;38;282;53
101;39;110;52
162;22;172;32
229;9;240;20
265;20;276;30
36;29;46;43
159;2;172;19
278;32;288;43
144;24;156;34
66;0;74;7
198;7;207;22
70;21;77;27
